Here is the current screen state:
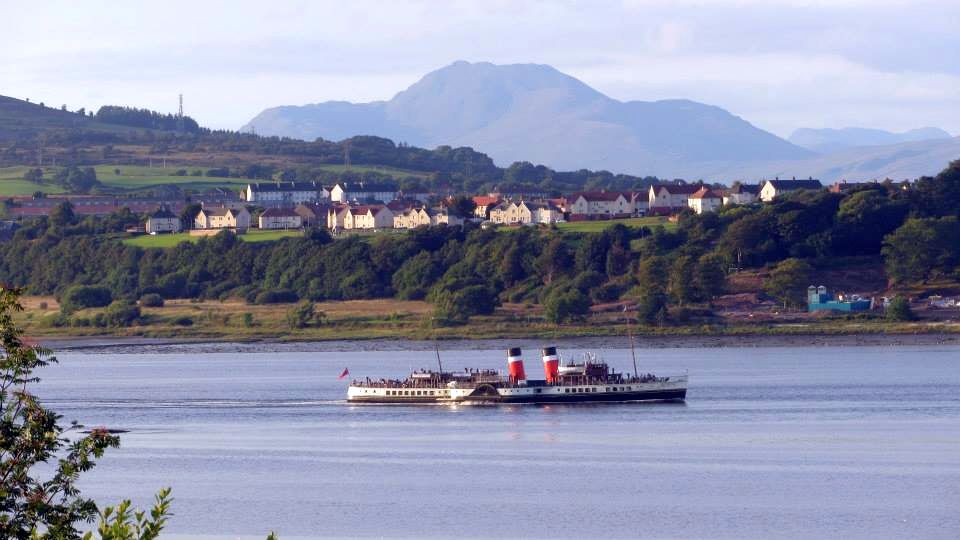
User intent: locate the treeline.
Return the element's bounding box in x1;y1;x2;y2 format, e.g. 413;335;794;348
94;106;203;133
2;162;958;325
1;107;664;193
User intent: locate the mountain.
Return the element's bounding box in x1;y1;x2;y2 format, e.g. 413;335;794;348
686;136;960;182
242;61;813;177
789;126;952;154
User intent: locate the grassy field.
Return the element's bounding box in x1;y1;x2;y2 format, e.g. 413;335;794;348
312;164;430;178
93;165;246;192
555;216;674;233
122;229;303;248
0;166;68;196
15;295;960;342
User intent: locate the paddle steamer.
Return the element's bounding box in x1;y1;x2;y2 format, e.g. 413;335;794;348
347;346;687;404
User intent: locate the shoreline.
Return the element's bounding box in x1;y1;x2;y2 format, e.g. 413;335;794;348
38;332;960;354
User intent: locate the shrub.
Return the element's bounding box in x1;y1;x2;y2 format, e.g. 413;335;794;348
140;293;164;307
255;289;299;305
171;316;194;327
242;313;255;328
38;301;48;310
886;297;916;321
544;288;591;324
286;301;317;329
60;285;112;313
103;301;141;327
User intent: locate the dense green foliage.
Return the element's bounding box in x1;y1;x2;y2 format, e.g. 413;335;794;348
95;105;202;133
886;296;916;321
60;285;113;313
1;163;959;324
0;287;172;537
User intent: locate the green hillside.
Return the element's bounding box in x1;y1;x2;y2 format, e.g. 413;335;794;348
0;95;148;140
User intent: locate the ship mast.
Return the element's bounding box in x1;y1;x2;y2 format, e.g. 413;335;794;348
626;305;638;380
435;343;444;374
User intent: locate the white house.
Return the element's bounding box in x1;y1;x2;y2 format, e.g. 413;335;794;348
393;207;432;229
687;187;723;214
258;207;303;229
145;208;181;233
521;201;564;224
330;182;398;204
723;183;761;205
759;178;824;202
430;208;464;226
195;207;251;230
244;182;328;204
341;205;394;230
647;184;702;214
567;192;632;220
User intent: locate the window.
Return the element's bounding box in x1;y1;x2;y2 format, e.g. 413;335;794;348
564;388;570;393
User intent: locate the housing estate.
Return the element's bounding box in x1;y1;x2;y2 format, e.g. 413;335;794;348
759;178;824;202
194;207;251;230
647;184;702;215
687;187;723;215
722;183;761;205
259;207;303;230
244;182;329;204
145;208;181;233
567;192;632;220
330;182;398;204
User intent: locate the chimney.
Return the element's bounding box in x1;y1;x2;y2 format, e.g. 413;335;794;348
542;346;559;383
507;347;526;383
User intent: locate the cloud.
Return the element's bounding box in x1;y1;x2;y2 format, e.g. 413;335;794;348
1;0;956;135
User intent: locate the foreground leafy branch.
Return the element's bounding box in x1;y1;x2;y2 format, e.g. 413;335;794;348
0;286;171;538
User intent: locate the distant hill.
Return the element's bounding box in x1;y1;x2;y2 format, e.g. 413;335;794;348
242;61;814;177
684;136;960;182
789;126;952;153
0;95;148;140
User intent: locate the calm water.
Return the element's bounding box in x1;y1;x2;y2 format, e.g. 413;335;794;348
35;342;960;539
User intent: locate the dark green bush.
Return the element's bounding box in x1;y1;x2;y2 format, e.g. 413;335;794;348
171;316;194;326
254;289;299;305
103;301;141;327
139;293;164;307
60;285;112;313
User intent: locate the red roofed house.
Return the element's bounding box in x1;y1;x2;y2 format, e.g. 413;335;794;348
567;192;632;221
687;187;723;214
647;184;703;215
471;195;502;220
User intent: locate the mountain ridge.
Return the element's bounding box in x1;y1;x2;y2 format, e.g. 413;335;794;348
242;61;813;176
789;126;952;153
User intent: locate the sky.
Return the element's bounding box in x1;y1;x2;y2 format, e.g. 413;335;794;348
2;0;958;138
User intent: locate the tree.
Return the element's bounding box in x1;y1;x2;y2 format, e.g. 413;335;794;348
447;195;477;218
180;203;202;230
763;258;814;309
694;254;726;300
636;256;668;295
882;217;960;284
50;201;77;228
0;287;171;537
636;291;668;325
535;237;570;285
286;301;317;329
24;168;43;183
543;288;591;323
886;297;915;321
392;252;441;300
60;285;113;313
668;255;696;305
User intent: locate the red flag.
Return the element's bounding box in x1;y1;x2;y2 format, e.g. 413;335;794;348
338;367;349;379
